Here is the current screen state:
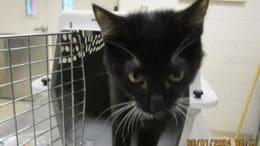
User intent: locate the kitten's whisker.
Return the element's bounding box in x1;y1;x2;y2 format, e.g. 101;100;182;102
114;106;134;145
171;30;195;61
115;106;136;140
178;101;189;106
177;98;190;106
105;41;140;64
176;107;193;127
177;31;194;50
175;106;193;127
122;109;135;144
127;110;135;139
137;108;144;128
140;109;153;120
124;107;137;141
103;103;134;128
178;97;189;101
127;109;135;135
104;104;131;123
134;108;144;128
126;107;137;136
169;109;179;127
175;106;186;118
177;99;189;106
122;107;136;140
174;106;187;125
122;112;132;142
177;103;189;111
178;101;189;107
96;101;134;121
172;39;199;61
122;111;133;142
131;108;140;134
122;111;132;138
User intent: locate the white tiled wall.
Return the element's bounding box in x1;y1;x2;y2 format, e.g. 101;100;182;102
119;0;260;136
201;0;260;136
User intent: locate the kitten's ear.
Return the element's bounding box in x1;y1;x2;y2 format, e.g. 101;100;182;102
92;4;122;38
183;0;209;27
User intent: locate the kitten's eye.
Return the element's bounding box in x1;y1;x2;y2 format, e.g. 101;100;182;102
169;69;184;82
128;71;144;84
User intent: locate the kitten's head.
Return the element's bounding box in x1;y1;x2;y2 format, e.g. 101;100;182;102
93;0;209;116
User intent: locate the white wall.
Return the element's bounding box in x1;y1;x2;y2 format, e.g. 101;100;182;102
46;0;116;32
119;0;260;137
0;0;116;33
47;0;116;32
201;0;260;137
0;0;48;33
76;0;116;10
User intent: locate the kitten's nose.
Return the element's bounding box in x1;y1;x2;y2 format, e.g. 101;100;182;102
150;94;165;114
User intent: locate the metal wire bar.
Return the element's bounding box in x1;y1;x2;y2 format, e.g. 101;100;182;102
0;31;87;146
0;133;16;143
45;35;53;146
48;88;84;106
59;34;66;145
0;42;71;52
36;129;49;138
50;65;83;77
51;105;80;121
0;88;49;107
51;136;63;144
63;101;84;112
67;134;82;146
1;115;81;145
63;112;84;127
65;114;82;124
0;87;84;124
42;112;84;138
0;104;84;143
35;117;49;126
2;110;84;144
51;123;63;131
0;77;84;107
80;32;87;145
69;33;76;146
27;36;37;146
0;54;81;72
20;138;34;146
0;73;46;88
7;38;19;145
3;109;74;141
68;120;84;134
75;135;82;142
0;32;74;38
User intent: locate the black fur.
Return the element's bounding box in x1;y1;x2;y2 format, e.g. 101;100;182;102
92;0;209;145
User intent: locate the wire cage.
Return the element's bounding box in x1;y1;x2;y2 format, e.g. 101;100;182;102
0;31;104;146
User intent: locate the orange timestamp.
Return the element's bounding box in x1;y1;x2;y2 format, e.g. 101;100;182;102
187;139;257;146
235;139;257;146
187;139;231;146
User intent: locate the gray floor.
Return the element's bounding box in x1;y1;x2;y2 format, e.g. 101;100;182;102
0;93;62;146
84;118;182;146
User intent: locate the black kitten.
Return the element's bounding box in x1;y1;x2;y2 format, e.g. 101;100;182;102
92;0;209;145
